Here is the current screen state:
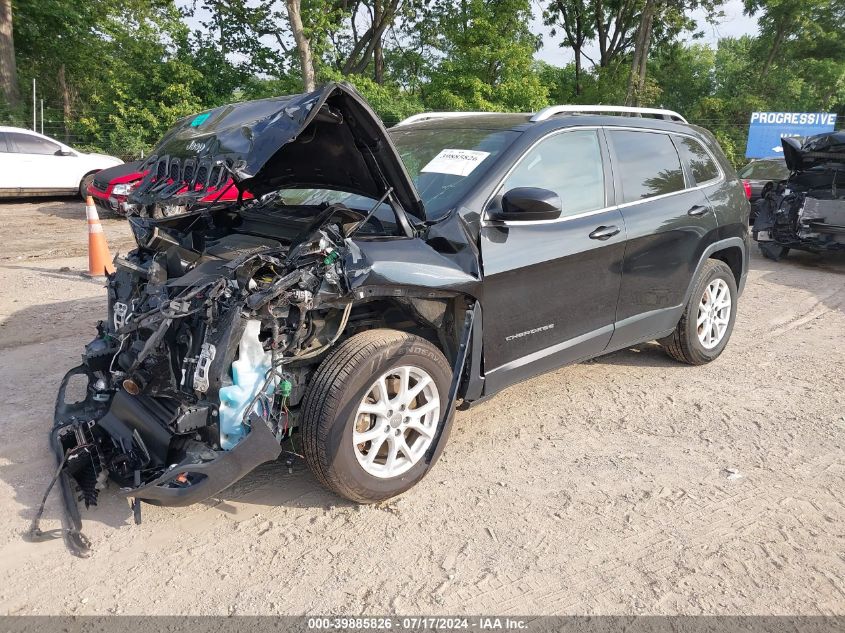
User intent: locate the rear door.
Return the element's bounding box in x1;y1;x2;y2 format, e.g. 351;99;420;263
606;128;719;348
479;128;625;393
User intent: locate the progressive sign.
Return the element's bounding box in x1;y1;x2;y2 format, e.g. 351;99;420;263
745;112;837;159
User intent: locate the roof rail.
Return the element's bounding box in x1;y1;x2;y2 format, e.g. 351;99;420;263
394;112;494;127
531;105;687;124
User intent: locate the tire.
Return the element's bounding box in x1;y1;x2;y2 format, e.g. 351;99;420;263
300;329;452;504
759;242;789;261
79;172;97;200
659;259;738;365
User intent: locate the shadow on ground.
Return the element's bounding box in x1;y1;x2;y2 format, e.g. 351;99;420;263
0;296;106;350
754;249;845;315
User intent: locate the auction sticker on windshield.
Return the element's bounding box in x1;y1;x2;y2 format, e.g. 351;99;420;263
421;149;490;176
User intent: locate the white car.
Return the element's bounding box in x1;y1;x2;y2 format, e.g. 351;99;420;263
0;127;122;199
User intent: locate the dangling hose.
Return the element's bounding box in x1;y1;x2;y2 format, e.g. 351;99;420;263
25;445;88;542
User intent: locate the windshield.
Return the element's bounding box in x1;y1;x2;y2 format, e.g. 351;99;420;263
389;127;521;218
269;126;520;223
738;159;789;180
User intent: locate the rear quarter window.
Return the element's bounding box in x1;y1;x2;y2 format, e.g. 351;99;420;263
608;130;685;203
673;135;720;185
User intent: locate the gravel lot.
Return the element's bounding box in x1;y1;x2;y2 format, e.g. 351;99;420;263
0;199;843;616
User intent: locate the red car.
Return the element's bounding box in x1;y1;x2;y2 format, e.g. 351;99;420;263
88;160;247;217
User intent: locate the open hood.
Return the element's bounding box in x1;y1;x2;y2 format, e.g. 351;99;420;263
131;82;425;220
781;131;845;172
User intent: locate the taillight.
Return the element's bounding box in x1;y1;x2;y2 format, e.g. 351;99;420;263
742;179;752;199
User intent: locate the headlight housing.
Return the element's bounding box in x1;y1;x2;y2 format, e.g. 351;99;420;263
112;183;136;196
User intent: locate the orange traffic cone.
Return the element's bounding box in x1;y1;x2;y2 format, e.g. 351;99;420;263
85;196;115;277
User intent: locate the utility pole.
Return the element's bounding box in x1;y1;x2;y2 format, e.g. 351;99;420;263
40;99;43;134
32;78;35;131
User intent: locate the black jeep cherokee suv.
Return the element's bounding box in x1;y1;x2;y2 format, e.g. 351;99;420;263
51;83;749;553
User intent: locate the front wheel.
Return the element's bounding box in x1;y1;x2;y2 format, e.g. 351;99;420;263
660;259;738;365
300;329;452;503
79;172;96;200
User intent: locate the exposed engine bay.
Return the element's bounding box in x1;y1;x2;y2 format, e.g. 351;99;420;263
753;131;845;256
55;201;356;504
42;82;481;557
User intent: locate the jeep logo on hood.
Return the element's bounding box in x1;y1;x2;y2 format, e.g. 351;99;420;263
185;139;210;154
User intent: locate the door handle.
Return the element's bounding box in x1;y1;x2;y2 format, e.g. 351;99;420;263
589;225;621;240
688;205;710;217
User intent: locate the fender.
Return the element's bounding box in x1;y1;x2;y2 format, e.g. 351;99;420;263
682;236;748;305
427;302;477;465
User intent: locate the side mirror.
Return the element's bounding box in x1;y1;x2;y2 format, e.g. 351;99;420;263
488;187;562;222
54;149;74;157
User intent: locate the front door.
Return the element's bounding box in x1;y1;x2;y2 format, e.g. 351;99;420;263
479;128;625;394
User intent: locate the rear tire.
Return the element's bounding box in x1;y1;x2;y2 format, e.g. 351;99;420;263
79;172;96;200
300;329;452;504
660;259;738;365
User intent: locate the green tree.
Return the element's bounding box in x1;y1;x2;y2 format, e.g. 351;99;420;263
422;0;548;112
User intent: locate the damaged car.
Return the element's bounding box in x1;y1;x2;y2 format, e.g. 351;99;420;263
44;84;749;556
753;131;845;260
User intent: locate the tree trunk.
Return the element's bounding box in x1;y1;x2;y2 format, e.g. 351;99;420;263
374;39;384;83
625;0;655;106
574;49;582;97
759;18;786;80
624;28;644;103
373;0;384;83
595;0;608;67
0;0;19;109
58;64;72;143
635;9;654;103
285;0;316;92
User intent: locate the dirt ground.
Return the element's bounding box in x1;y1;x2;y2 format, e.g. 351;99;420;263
0;198;842;616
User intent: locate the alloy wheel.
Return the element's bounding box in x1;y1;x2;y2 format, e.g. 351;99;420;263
353;365;440;478
696;278;732;349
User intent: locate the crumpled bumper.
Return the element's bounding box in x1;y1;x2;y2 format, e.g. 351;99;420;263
123;417;281;507
52;364;282;527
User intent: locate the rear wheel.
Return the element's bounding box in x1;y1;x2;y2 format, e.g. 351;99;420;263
300;329;452;503
660;259;738;365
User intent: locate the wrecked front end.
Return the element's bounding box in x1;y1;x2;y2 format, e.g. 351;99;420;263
753;132;845;256
45;82;481;557
52;205;351;548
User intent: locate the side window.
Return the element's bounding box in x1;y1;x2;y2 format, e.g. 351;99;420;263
608;130;685;203
7;132;60;155
0;133;8;152
673;135;720;185
501;129;605;216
